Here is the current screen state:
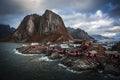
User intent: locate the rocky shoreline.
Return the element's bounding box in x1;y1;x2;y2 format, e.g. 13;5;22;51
16;42;120;76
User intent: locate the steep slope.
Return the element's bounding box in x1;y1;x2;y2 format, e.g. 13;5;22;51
12;14;40;42
67;27;93;40
111;41;120;52
4;10;72;42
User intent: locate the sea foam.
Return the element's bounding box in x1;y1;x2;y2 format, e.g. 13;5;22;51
39;56;54;62
13;49;38;56
58;63;67;68
58;63;83;74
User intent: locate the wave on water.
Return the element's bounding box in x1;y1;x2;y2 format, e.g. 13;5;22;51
58;63;83;74
58;63;67;68
66;68;84;74
106;74;120;79
39;56;54;62
98;70;103;73
13;49;38;56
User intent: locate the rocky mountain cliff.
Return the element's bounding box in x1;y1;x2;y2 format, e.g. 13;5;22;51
111;41;120;52
67;27;93;40
4;10;72;42
0;24;15;39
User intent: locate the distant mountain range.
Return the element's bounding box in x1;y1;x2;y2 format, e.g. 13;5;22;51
91;34;113;41
0;24;15;39
67;27;93;40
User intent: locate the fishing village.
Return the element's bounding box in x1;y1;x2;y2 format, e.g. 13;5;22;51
16;40;120;76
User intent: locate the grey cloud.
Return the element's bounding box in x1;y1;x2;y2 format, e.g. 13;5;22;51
110;6;120;17
61;10;117;36
0;0;24;15
42;0;109;12
107;0;120;17
0;0;120;16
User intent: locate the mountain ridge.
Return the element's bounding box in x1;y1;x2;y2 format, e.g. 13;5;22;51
67;27;93;40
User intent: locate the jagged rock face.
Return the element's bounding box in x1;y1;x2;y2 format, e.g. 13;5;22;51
5;10;72;42
10;14;40;42
111;42;120;52
39;10;68;35
67;27;93;40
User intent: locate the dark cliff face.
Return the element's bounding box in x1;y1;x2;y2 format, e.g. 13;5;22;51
39;10;68;35
111;42;120;52
0;24;15;39
12;14;40;42
5;10;72;42
67;27;93;40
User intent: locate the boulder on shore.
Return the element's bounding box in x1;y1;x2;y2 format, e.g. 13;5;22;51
48;52;62;60
60;56;99;71
71;59;99;71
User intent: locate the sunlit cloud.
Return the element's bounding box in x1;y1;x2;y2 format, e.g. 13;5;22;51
58;10;114;36
108;26;120;32
102;32;116;37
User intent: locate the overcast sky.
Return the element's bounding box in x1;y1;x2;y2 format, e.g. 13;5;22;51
0;0;120;37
